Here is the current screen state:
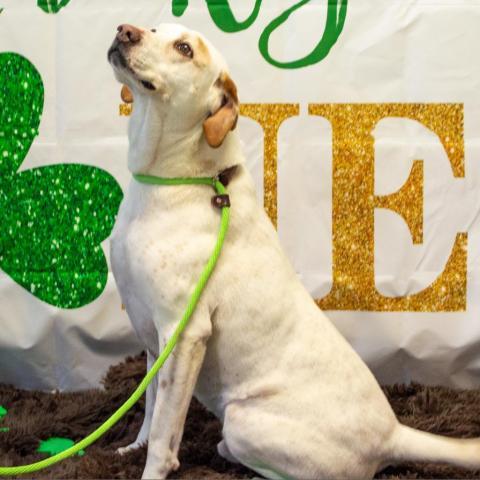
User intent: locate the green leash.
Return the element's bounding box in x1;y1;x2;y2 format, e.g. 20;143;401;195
0;174;231;477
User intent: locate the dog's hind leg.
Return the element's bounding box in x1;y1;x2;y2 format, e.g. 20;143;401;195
222;404;296;480
117;349;158;455
218;439;240;464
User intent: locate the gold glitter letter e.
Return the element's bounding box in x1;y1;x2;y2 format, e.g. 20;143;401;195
309;104;467;312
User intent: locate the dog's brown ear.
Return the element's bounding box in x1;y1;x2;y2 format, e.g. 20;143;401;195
121;85;134;104
203;73;239;148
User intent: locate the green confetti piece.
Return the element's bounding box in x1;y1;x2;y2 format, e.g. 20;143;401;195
0;53;123;309
0;406;8;432
37;437;85;457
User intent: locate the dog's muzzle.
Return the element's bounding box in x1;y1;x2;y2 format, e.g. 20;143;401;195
108;25;156;91
108;24;142;68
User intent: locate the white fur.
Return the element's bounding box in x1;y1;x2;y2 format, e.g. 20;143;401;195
109;23;480;480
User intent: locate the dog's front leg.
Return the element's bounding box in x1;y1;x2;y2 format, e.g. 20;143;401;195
142;316;211;480
117;349;158;454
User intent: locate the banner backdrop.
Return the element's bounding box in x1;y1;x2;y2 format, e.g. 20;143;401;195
1;0;480;391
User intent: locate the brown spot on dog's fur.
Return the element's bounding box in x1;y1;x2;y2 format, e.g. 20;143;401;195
217;72;238;105
172;33;209;68
194;37;211;67
169;434;176;451
161;379;168;389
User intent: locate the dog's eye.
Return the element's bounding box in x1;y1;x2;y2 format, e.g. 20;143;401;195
151;28;157;33
174;41;193;59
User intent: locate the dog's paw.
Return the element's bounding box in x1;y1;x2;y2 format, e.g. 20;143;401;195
142;455;180;479
116;440;146;455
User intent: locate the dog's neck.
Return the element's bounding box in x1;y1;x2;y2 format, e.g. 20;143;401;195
127;95;243;178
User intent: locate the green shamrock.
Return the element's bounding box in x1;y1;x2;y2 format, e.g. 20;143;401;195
37;0;71;13
0;52;123;309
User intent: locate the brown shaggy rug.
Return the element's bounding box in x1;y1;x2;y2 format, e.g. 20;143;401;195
1;352;480;479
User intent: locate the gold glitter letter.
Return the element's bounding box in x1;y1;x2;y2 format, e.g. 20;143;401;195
309;104;467;312
240;104;299;226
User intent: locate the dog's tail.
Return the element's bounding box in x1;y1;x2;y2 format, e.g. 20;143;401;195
387;423;480;469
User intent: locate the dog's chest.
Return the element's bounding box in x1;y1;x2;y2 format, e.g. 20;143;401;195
110;184;217;352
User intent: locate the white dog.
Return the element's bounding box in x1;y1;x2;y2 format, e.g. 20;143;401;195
108;23;480;480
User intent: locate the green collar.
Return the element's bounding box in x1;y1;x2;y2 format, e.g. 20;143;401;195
133;164;238;188
133;173;216;188
133;164;239;209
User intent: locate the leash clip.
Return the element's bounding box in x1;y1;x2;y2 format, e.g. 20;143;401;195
212;194;231;209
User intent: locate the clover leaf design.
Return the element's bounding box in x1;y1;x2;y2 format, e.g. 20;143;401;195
0;52;123;309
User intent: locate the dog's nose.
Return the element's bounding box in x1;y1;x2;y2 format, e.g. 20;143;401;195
116;24;142;44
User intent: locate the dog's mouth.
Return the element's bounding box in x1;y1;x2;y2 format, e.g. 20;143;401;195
108;42;156;92
140;80;155;90
107;40;127;67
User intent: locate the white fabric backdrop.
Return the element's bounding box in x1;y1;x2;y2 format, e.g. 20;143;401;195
1;0;480;390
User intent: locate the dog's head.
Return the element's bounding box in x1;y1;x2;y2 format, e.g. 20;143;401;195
108;23;238;148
